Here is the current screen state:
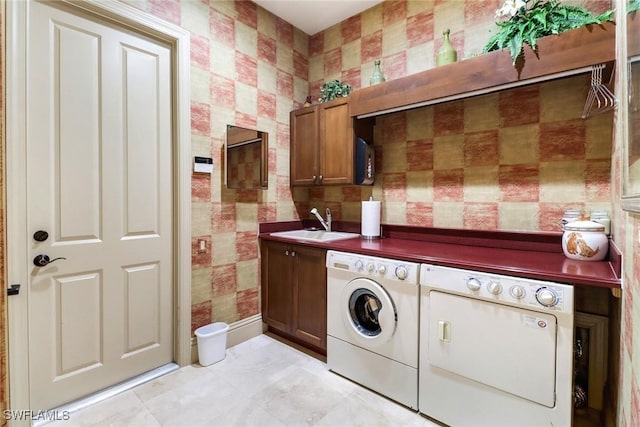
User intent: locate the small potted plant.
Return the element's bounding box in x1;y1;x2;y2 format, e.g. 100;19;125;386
482;0;613;64
319;80;352;103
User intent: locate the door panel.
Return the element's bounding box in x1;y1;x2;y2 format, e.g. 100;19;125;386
57;272;102;375
292;246;327;349
261;241;293;331
428;291;557;407
123;45;162;236
124;263;161;354
56;23;102;242
290;107;318;185
27;1;173;410
319;99;353;185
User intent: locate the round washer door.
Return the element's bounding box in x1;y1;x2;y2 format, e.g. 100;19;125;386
341;278;397;347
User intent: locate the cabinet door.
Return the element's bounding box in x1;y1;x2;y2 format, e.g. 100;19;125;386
319;98;353;185
290;106;319;186
260;240;293;332
292;245;327;351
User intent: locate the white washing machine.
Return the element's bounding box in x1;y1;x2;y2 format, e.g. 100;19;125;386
326;250;420;409
419;263;575;427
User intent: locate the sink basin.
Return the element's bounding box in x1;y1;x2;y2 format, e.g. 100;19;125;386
270;229;360;242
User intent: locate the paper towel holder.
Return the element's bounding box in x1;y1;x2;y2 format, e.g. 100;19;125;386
360;232;381;241
360;197;381;240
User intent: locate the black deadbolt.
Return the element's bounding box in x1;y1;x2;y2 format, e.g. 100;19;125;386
34;230;49;242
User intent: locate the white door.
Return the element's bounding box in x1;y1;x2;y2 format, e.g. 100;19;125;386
26;1;173;410
427;291;557;407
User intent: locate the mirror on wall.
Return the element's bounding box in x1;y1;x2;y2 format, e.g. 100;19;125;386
225;125;268;189
623;8;640;212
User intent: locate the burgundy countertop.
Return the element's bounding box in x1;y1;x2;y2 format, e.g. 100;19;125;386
259;221;622;289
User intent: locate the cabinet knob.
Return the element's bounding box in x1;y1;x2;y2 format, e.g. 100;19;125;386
318;175;323;181
291;251;296;257
285;250;289;255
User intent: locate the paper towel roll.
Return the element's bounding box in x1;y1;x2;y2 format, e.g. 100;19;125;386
361;200;381;238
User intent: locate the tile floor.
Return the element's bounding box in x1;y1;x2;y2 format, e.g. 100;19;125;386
49;334;441;427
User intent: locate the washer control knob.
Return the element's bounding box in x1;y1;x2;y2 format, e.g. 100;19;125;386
487;281;502;295
354;260;364;272
510;285;526;299
378;264;387;275
536;287;559;307
366;262;375;273
395;266;408;280
466;277;481;291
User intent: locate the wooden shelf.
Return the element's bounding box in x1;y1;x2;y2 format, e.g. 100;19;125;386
349;22;616;118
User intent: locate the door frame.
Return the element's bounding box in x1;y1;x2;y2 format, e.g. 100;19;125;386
6;0;192;415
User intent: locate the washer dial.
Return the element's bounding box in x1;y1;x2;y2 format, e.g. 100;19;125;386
395;266;408;280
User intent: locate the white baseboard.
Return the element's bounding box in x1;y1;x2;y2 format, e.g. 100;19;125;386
190;314;265;364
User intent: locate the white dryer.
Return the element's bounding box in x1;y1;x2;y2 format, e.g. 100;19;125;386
419;263;575;426
326;250;420;409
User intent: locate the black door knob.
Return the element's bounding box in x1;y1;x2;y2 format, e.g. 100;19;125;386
33;254;66;267
33;230;49;242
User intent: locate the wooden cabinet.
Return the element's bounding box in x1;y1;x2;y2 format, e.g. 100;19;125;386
290;105;319;186
260;240;327;353
290;97;373;186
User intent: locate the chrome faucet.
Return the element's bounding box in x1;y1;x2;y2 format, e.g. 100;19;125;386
310;207;332;232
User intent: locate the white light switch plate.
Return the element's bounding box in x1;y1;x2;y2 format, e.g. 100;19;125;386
194;156;213;174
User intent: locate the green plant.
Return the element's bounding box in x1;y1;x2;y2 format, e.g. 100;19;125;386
319;80;352;102
630;0;640;13
482;0;614;64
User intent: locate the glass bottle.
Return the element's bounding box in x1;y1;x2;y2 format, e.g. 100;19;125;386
590;210;611;235
561;209;582;230
436;29;457;66
369;59;386;85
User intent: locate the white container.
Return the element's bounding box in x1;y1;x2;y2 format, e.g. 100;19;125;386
590;210;611;235
561;220;608;262
195;322;229;366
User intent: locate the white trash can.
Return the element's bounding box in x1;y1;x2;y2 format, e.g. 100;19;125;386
195;322;229;366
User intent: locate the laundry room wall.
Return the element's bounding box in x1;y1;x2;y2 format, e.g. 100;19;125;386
610;3;640;424
1;0;637;421
296;2;636;427
298;0;615;233
115;0;307;332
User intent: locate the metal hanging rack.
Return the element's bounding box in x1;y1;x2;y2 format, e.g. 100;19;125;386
581;63;618;119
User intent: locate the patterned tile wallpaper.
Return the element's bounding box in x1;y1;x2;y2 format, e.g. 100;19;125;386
612;4;640;426
303;78;614;232
165;0;308;332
